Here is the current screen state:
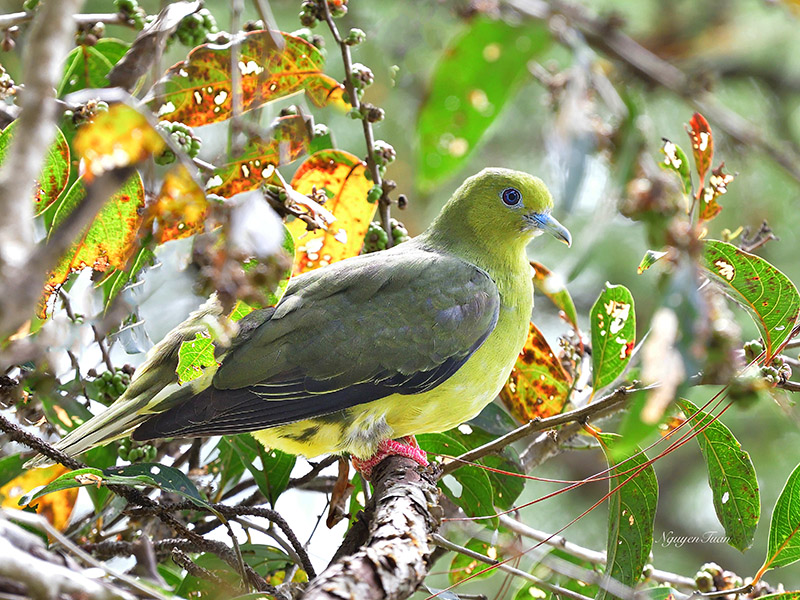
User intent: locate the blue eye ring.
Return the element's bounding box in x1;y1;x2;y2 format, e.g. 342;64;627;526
501;187;522;206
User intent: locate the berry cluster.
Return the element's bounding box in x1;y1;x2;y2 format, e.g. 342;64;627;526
114;0;148;30
361;219;409;254
299;0;348;28
174;8;219;48
64;100;109;126
155;121;202;165
118;437;157;463
87;369;131;405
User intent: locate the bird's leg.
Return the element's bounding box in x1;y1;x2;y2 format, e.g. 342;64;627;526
351;436;429;480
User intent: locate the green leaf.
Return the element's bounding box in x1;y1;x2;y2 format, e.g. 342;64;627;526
226;435;296;506
452;411;524;510
762;462;800;571
678;399;760;551
19;463;210;509
659;139;692;196
0;454;27;488
0;121;70;214
39;174;146;318
756;594;800;600
590;283;636;391
208;437;247;501
176;331;218;384
597;433;658;600
176;543;291;598
637;250;668;274
100;245;156;310
418;431;497;527
416;17;550;189
149;31;347;127
703;240;800;360
449;537;502;584
58;39;129;96
531;261;578;330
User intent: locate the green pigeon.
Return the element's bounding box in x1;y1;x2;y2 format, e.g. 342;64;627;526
26;168;571;477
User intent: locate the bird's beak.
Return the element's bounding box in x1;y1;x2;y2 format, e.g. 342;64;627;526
537;213;572;247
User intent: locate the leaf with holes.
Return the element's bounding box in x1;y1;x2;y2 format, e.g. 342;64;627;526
417;17;550;189
58;39;130;96
699;163;735;222
678;399;760;551
659;138;692;197
0;121;70;214
418;432;496;527
703;240;800;360
531;261;578;330
73;104;165;181
591;283;636;391
449;537;503;584
225;435;296;506
500;322;572;422
286;150;374;274
150;31;347;127
686;113;713;186
176;331;218;384
2;465;78;530
148;164;208;243
761;462;800;572
39;174;145;318
597;433;658;600
206;115;311;198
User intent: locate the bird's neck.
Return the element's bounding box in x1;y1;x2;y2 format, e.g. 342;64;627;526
416;217;532;302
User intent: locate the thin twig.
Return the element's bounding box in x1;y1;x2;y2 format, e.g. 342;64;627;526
498;515;697;589
320;2;393;244
440;385;642;476
431;533;596;600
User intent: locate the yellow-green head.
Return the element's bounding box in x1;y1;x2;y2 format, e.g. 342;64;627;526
420;168;571;265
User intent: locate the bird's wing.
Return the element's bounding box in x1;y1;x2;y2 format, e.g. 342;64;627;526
133;244;500;440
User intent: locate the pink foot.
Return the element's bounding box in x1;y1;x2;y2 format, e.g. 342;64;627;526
352;436;429;480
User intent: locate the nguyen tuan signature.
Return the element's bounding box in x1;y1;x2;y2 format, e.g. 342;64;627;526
660;531;730;548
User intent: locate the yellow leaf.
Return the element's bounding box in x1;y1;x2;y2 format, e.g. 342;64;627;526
286;150;374;274
74;104;165;181
0;465;78;531
147;165;208;243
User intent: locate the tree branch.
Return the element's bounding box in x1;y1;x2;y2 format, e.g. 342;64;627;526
300;457;442;600
0;0;84;338
508;0;800;185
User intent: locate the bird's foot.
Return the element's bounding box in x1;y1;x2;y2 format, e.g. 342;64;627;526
352;436;429;480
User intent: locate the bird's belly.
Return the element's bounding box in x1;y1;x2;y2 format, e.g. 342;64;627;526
252;304;529;459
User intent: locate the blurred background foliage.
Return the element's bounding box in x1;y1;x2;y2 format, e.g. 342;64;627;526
1;0;800;596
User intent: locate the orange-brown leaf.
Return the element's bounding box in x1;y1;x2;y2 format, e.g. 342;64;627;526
73;104;165;181
0;465;77;530
686;112;713;187
286;150;375;274
500;322;572;422
206;115;311;198
148;165;208;243
150;31;349;127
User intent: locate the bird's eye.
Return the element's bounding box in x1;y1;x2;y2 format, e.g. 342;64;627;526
501;187;522;206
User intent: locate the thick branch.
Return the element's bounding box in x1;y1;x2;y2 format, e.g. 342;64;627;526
300;457;442;600
0;0;84;274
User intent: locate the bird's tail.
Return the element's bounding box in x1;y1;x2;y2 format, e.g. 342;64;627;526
24;295;234;469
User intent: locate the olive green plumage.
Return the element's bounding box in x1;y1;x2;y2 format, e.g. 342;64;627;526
26;168;570;467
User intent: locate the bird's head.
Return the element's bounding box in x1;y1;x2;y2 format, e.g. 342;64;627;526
425;168;571;252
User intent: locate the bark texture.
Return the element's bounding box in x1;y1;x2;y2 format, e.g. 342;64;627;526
300;456;442;600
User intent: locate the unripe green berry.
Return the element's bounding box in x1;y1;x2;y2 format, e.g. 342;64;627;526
345;28;366;46
366;185;382;204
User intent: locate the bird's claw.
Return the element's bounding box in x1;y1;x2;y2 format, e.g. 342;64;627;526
352;436;429;480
